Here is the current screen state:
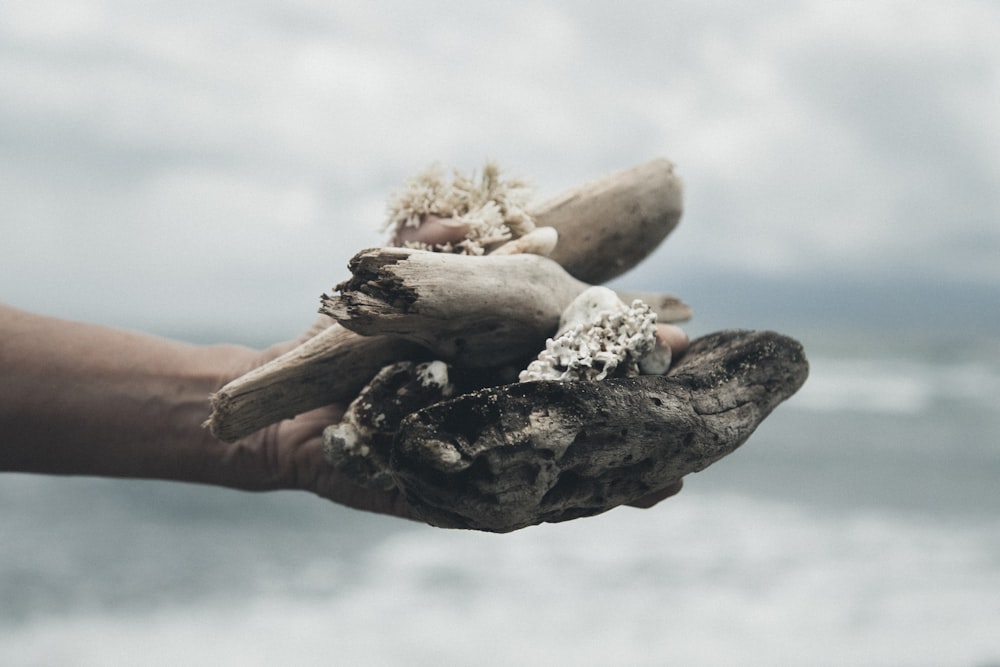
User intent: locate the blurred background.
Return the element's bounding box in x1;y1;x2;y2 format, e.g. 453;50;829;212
2;1;998;665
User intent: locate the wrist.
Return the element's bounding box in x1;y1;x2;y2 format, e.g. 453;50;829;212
162;342;281;490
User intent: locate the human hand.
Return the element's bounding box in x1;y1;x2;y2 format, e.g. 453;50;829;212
220;319;690;523
217;318;419;521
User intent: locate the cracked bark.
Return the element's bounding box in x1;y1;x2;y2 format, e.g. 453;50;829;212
322;248;689;367
390;329;809;533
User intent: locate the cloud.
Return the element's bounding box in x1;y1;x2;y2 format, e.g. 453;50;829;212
581;2;1000;281
1;1;998;337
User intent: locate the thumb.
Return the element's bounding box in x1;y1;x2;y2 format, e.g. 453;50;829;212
259;315;339;363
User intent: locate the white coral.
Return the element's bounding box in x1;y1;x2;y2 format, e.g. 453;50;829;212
383;162;536;255
519;287;658;383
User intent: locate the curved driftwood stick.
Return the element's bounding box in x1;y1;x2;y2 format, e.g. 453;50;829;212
537;158;683;284
391;329;809;533
207;326;423;442
208;160;686;440
321;248;690;367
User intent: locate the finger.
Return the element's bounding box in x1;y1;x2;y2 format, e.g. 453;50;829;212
626;478;684;508
298;315;338;343
255;315;339;364
391;214;470;247
489;226;558;256
318;476;424;523
656;323;689;358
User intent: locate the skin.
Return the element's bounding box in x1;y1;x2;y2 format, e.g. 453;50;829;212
391;214;470;248
0;302;686;525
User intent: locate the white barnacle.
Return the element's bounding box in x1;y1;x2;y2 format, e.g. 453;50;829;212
327;421;368;456
519;287;659;383
415;360;454;396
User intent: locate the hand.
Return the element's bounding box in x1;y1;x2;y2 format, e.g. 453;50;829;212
220;318;420;521
229;319;690;521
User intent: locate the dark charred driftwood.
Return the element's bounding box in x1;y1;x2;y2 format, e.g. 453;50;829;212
390;329;809;533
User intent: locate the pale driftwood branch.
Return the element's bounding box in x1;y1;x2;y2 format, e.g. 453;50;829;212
534;158;683;284
390;329;809;533
321;248;690;367
207;324;422;441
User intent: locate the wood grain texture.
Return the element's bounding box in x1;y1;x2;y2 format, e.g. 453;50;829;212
535;158;683;283
207;325;422;441
390;329;808;532
321;248;689;367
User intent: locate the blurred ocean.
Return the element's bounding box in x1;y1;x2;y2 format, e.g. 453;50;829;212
2;327;999;667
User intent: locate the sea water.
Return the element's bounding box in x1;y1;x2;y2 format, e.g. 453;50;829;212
2;331;999;666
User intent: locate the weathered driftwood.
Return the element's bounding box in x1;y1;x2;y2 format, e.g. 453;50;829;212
321;248;690;367
208;160;686;441
390;329;809;533
207;326;423;442
323;360;455;492
209;255;690;441
535;158;683;284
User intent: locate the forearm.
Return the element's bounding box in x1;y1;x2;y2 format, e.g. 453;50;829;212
0;305;262;487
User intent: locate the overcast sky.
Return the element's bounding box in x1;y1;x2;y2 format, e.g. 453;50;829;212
2;1;998;342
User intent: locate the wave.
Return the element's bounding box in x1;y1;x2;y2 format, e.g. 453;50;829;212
4;493;999;667
788;355;1000;415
